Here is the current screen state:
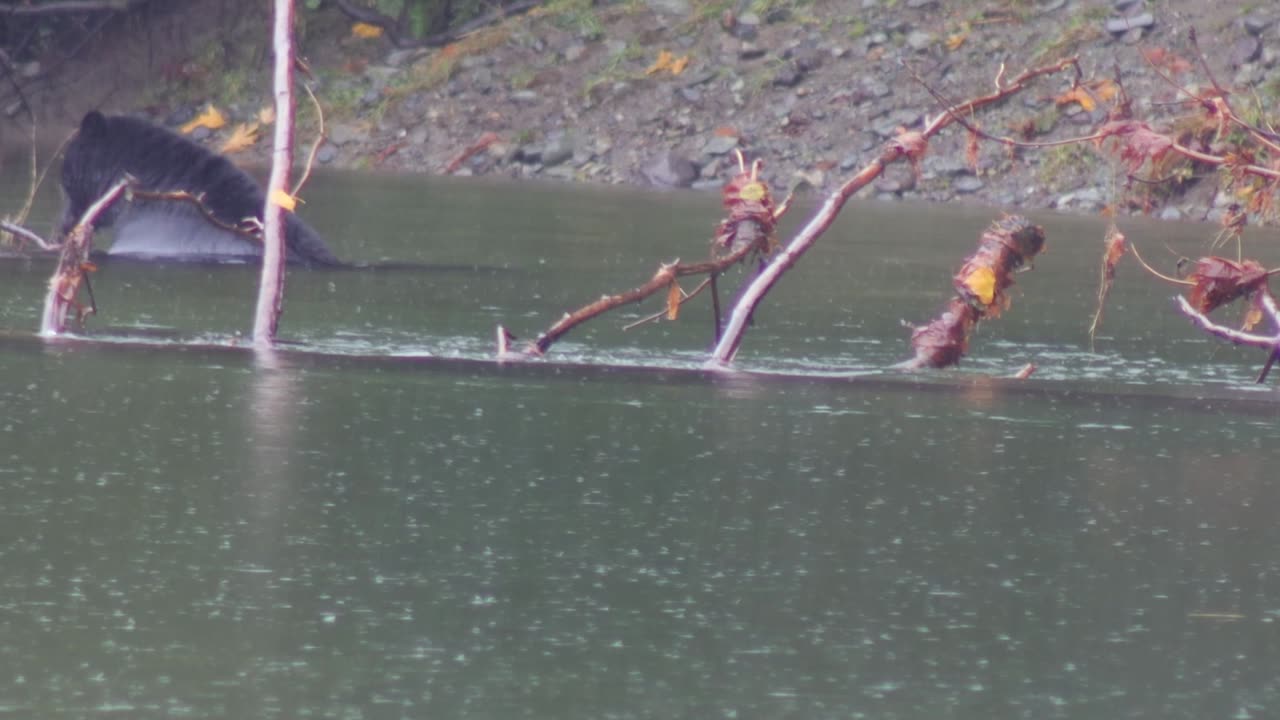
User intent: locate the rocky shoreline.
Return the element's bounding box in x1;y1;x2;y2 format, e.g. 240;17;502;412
12;1;1280;225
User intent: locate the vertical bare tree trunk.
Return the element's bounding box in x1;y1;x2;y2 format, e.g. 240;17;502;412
253;0;295;346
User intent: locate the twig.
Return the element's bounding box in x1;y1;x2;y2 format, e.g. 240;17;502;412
1175;293;1280;383
1128;241;1192;285
527;240;759;355
0;220;56;250
292;82;325;197
0;0;150;16
621;276;714;331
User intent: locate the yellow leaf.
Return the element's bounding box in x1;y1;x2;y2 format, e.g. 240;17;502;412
270;188;298;212
1092;79;1119;103
670;54;690;75
1054;87;1095;112
962;266;997;306
1243;304;1263;332
219;122;260;154
352;22;383;39
945;31;968;51
180;104;227;134
666;281;682;321
645;50;674;76
739;181;766;202
258;106;275;125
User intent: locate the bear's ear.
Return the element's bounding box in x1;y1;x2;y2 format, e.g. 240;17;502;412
79;111;109;137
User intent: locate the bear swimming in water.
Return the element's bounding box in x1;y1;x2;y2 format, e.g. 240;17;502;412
58;111;341;266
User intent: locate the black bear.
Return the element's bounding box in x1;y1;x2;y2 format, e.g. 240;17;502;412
58;111;341;266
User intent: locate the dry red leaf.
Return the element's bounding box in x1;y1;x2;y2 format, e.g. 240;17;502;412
1187;257;1269;313
1096;121;1174;173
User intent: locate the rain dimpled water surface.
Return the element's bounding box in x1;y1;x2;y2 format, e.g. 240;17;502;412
2;171;1279;718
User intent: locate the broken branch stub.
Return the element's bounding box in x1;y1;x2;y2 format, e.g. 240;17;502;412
40;178;132;336
899;215;1046;370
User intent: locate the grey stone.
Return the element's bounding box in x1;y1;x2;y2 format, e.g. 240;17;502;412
643;151;699;187
564;43;588;62
874;165;916;194
739;42;767;60
952;176;985;194
764;7;791;23
541;133;575;167
316;144;338;164
1230;36;1262;67
772;65;803;87
683;69;717;87
1106;13;1153;33
189;126;212;142
511;90;539;103
702;135;740;157
646;0;691;16
327;123;363;146
1159;206;1183;222
675;86;700;103
1242;14;1271;36
906;0;937;7
906;30;933;51
790;47;823;72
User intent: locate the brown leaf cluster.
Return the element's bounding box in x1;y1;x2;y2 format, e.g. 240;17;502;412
1186;257;1268;314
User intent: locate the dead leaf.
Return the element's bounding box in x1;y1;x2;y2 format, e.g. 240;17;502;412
645;50;691;76
258;106;275;125
180;104;227;134
1054;87;1096;112
352;22;383;39
270;188;298;212
219;122;260;154
666;281;682;320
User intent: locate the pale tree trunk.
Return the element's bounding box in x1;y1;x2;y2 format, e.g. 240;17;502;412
253;0;295;346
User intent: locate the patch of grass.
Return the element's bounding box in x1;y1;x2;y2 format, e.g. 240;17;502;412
1028;6;1107;65
388;26;511;98
1037;143;1096;191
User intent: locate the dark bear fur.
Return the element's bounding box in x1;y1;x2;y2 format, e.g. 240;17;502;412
59;111;340;266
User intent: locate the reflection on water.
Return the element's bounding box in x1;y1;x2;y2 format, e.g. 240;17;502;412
2;175;1279;718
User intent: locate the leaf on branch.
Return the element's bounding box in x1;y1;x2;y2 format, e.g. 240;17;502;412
351;22;384;39
1089;224;1127;349
1097;121;1173;173
1187;257;1268;314
180;105;227;134
961;266;997;306
219;122;260;154
714;154;778;257
666;281;683;320
270;188;298;212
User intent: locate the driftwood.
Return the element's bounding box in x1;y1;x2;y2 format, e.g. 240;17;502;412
897;216;1046;370
707;56;1081;367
